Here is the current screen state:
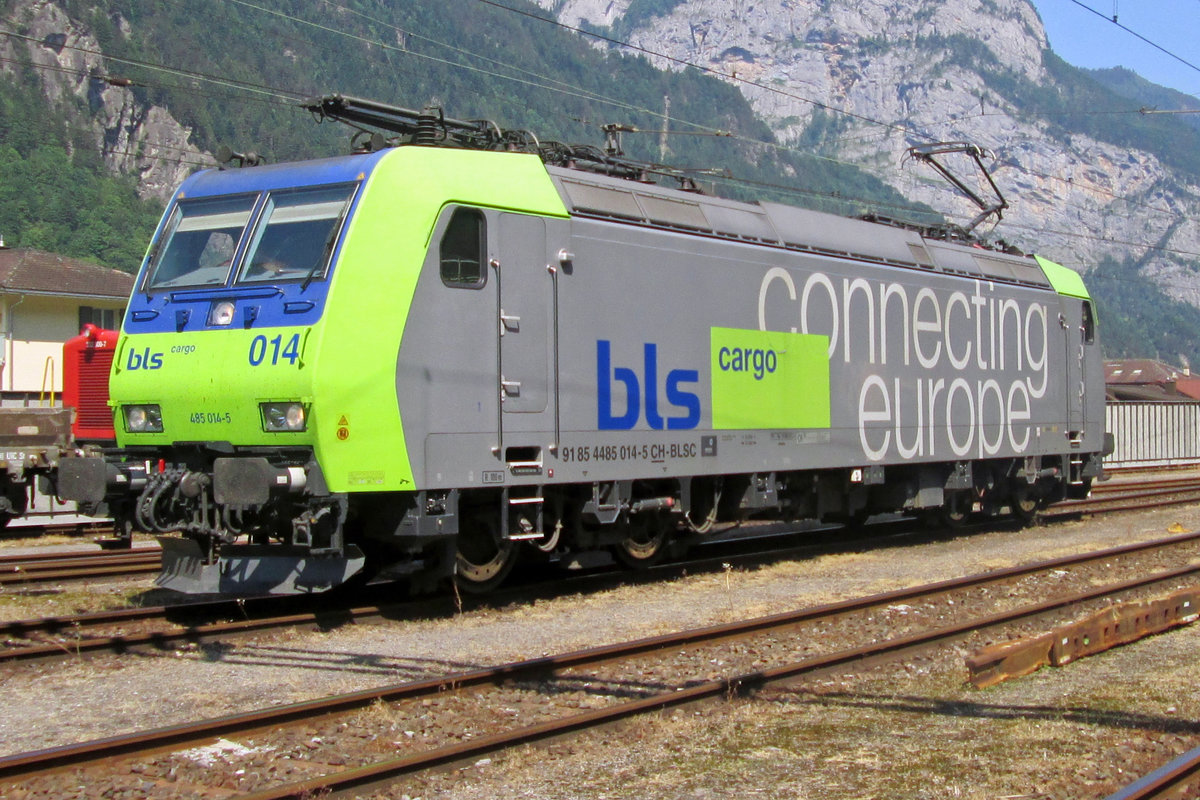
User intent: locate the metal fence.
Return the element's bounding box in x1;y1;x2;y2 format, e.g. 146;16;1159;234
1106;401;1200;468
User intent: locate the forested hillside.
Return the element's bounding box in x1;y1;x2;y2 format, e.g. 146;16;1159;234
4;0;1200;363
0;0;927;273
0;53;160;266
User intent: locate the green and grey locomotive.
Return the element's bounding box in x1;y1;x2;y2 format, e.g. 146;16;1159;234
58;96;1109;595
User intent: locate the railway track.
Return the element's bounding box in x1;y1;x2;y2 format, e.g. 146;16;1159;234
0;519;113;539
1047;472;1200;516
1106;744;1200;799
3;530;1200;797
0;520;934;664
0;593;447;664
0;499;1147;666
0;468;1190;580
1;467;1192;584
1;469;1197;663
0;546;160;587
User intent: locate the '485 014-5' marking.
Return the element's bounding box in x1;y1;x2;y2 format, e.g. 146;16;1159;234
248;333;301;366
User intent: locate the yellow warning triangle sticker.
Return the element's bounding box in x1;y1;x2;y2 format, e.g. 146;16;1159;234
338;415;349;426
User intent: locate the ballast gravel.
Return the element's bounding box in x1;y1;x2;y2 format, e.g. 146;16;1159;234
4;495;1200;799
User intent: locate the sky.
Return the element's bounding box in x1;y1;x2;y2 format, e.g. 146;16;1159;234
1030;0;1200;99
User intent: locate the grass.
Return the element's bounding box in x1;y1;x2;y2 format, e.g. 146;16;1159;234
383;623;1200;800
0;583;156;622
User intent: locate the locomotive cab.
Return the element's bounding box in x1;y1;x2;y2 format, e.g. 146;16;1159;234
58;157;371;591
57;146;572;594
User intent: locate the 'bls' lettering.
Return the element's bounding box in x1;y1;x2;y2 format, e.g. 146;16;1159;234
597;340;700;430
126;347;163;370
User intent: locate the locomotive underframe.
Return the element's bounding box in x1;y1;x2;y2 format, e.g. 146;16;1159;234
58;442;1103;594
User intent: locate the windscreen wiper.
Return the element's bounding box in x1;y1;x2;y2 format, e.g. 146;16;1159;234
302;200;352;292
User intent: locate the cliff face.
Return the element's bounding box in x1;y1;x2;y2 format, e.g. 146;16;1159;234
540;0;1200;306
5;0;1200;309
0;0;202;200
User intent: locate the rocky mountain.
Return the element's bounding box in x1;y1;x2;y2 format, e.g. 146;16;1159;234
0;0;202;199
540;0;1200;311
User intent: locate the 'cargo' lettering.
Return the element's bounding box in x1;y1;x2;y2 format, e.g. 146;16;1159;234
717;346;777;380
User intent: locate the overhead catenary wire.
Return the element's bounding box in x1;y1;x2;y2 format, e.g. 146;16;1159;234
223;0;1200;241
0;28;302;101
1;1;1196;265
466;0;1200;230
0;54;295;110
100;146;211;169
217;0;681;125
227;0;874;175
4;0;1179;233
1064;0;1200;80
220;0;916;189
470;0;940;145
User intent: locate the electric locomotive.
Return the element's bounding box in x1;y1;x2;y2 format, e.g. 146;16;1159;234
57;95;1109;595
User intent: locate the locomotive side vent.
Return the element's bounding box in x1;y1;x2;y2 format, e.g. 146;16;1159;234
74;347;114;431
64;325;118;441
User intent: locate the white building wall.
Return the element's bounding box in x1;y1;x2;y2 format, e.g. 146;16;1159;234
0;294;125;398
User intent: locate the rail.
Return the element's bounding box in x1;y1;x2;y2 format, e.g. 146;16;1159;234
4;532;1200;796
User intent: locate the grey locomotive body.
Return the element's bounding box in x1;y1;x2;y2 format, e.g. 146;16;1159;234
83;108;1103;596
393;165;1106;588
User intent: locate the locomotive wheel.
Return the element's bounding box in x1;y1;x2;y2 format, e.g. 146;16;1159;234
0;485;28;529
1010;484;1040;524
940;491;971;528
454;511;517;593
611;513;671;569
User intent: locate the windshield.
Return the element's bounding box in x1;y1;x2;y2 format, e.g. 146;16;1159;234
145;195;256;290
238;184;356;284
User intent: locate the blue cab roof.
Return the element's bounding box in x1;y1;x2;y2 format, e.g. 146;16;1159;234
123;149;395;337
176;150;391;198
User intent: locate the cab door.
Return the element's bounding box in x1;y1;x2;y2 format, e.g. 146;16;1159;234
495;213;550;431
1062;297;1095;438
1062;300;1082;436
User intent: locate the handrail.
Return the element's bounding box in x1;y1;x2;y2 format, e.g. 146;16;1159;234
39;356;55;406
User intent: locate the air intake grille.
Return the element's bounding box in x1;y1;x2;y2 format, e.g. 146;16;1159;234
73;348;114;431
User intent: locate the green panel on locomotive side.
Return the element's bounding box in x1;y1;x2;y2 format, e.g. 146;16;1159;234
1034;255;1091;300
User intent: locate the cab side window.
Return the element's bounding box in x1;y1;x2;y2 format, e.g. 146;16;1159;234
440;208;486;287
1081;301;1095;345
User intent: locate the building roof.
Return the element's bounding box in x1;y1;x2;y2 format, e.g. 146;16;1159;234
1106;383;1182;402
0;247;134;300
1104;359;1186;385
1104;358;1200;402
1173;377;1200;401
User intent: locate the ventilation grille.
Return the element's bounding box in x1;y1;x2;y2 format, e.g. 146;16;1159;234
72;348;114;431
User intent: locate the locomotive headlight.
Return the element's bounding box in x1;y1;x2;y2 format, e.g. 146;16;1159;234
260;401;307;432
123;404;163;433
208;300;236;327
